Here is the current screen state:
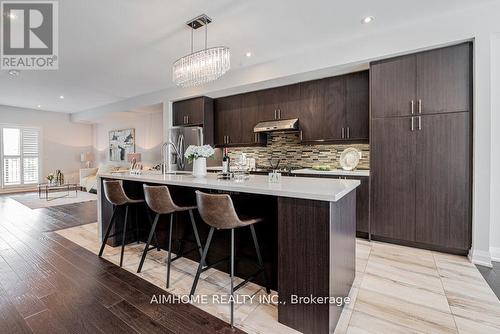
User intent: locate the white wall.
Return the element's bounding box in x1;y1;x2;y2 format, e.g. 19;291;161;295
0;105;92;188
73;1;500;266
490;36;500;262
92;109;163;167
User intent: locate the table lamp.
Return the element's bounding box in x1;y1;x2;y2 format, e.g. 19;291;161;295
127;152;141;169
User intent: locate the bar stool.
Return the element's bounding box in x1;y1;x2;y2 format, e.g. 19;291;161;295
98;180;145;267
190;190;270;327
138;184;205;289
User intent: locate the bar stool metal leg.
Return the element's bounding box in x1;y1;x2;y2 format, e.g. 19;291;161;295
190;227;215;296
250;224;271;294
99;205;118;257
119;205;129;267
145;208;160;251
166;213;174;288
135;205;140;244
230;228;235;328
137;213;160;273
189;209;205;266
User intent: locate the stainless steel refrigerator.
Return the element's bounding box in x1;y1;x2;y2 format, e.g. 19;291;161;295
167;126;203;171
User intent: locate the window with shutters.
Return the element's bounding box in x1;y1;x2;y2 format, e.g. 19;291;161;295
0;126;40;188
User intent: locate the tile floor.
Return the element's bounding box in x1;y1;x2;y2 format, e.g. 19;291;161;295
56;223;500;334
477;262;500;299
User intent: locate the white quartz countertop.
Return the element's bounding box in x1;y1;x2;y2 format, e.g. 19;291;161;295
98;172;359;202
291;168;370;177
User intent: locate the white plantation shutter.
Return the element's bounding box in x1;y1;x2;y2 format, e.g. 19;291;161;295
1;127;40;187
22;128;39;184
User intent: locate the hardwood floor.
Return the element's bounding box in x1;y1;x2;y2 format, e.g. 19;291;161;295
0;195;243;334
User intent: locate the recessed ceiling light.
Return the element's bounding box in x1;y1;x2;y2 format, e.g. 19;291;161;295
8;69;20;77
245;52;252;57
37;105;42;108
8;13;17;19
59;95;64;99
361;16;374;24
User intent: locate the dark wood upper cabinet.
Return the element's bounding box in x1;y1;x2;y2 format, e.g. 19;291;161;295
241;92;265;145
322;76;346;140
256;84;301;121
370;55;417;118
173;97;211;126
345;71;369;140
370;117;416;241
299;78;327;142
370;42;472;118
214;95;242;146
415;112;471;250
172;96;214;145
281;83;302;119
417;43;471;114
257;86;287;121
299;71;369;142
212;71;368;146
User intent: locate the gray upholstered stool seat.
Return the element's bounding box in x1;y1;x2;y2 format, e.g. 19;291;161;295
138;184;204;289
98;179;145;267
190;190;270;327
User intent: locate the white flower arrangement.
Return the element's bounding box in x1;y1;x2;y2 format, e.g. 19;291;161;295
184;145;215;163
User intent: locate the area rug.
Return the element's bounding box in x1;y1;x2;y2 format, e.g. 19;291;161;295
11;191;97;209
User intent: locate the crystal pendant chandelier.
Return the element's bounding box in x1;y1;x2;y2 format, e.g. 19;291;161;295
173;14;230;88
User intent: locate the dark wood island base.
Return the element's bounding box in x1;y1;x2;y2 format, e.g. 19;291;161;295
98;174;357;334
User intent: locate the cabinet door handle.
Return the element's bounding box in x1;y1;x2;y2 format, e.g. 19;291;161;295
418;116;422;130
410;117;414;131
274;109;277;120
347;127;350;138
410;100;414;115
223;136;226;144
227;136;230;144
278;109;281;119
254;133;258;143
418;99;422;114
341;127;345;139
186;115;189;123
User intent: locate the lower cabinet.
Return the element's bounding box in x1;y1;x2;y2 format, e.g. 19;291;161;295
370;112;471;252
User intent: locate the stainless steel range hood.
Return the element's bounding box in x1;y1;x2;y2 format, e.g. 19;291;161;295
253;118;299;133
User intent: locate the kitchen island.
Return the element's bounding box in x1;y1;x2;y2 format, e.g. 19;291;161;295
97;172;359;334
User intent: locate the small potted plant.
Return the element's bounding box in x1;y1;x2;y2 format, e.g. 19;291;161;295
184;145;215;178
46;173;55;185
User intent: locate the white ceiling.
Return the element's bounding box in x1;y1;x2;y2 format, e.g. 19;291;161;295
0;0;495;113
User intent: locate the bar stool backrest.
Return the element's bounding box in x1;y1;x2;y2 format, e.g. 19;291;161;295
103;180;130;206
195;191;242;230
143;184;178;214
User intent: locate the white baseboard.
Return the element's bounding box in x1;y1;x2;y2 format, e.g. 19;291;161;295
490;247;500;262
469;249;493;267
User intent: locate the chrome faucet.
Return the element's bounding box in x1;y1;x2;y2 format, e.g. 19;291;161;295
161;141;184;174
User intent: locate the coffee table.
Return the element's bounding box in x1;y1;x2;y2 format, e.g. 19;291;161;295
38;183;79;201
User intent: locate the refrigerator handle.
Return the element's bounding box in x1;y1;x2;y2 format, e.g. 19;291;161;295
177;134;185;170
197;127;204;145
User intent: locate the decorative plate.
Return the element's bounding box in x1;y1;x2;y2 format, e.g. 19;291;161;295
339;148;362;171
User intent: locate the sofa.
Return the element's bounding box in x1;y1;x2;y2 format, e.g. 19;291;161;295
79;164;130;192
79;167;98;192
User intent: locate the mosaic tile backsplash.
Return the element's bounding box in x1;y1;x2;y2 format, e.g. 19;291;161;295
227;132;370;170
